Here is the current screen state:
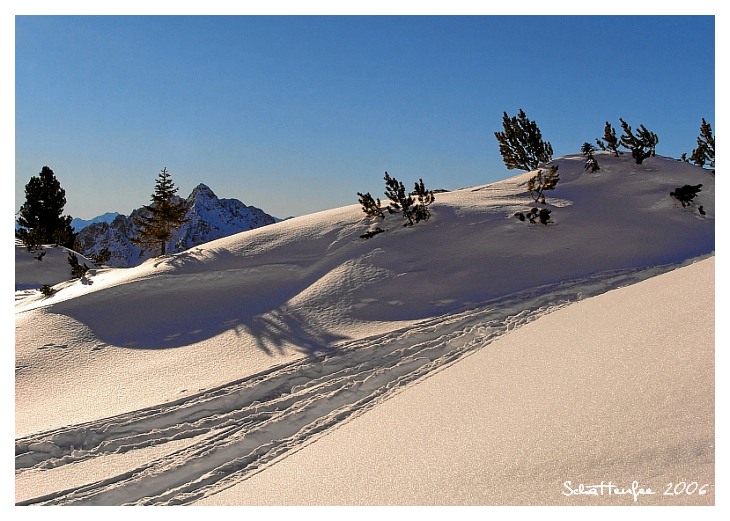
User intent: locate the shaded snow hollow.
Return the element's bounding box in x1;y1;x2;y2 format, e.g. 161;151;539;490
15;153;715;506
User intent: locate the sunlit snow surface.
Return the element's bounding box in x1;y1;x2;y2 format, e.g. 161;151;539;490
15;154;714;505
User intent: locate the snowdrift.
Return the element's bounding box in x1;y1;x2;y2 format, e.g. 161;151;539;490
15;153;715;505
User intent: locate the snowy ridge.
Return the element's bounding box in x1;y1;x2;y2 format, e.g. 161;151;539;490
16;154;715;505
15;259;695;505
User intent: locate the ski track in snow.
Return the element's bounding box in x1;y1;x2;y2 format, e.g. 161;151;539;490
15;260;695;506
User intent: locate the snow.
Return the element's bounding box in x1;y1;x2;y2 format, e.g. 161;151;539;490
14;240;95;292
14;153;717;508
196;257;714;506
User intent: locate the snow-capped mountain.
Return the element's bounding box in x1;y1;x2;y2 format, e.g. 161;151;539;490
73;184;276;267
70;212;120;232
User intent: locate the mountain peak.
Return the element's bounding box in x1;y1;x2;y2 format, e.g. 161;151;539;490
74;184;276;267
189;183;218;200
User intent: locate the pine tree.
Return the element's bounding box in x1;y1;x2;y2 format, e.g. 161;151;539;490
689;118;715;170
384;172;416;226
619;118;659;164
527;165;559;204
132;167;189;256
411;178;435;223
16;166;75;249
68;251;90;279
357;192;385;219
670;184;702;207
581;142;600;172
494;109;553;171
595;122;621;157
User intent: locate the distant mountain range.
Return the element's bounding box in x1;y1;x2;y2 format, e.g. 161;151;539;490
73;184;276;267
71;212;120;232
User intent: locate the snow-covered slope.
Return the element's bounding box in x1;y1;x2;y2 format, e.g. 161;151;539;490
14;154;715;505
197;256;714;506
73;183;276;267
15;240;95;292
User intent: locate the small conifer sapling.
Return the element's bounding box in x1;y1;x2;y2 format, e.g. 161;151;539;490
618;118;659;164
384;172;416;226
411;178;435;223
68;251;90;279
670;184;702;207
527;165;559;204
40;284;56;297
595;122;621;157
690;118;715;171
581;142;600;173
357;192;385;219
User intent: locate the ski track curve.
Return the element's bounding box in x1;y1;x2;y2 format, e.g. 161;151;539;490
15;260;696;505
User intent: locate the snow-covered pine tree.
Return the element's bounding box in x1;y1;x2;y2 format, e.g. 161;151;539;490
595;122;621;157
619;118;659;164
690;118;715;171
132;167;189;256
494;109;553;171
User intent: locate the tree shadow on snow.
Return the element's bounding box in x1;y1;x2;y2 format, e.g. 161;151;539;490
230;309;348;357
50;267;351;357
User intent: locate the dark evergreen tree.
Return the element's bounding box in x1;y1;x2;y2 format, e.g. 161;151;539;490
494;109;553;171
689;118;715;170
670;184;702;207
411;178;435;223
581;142;600;172
619;118;659;164
357;192;385;219
132;167;189;256
514;207;552;225
384;172;416;226
68;251;90;279
595;122;621;157
538;208;552;225
16;166;75;249
527;165;559;204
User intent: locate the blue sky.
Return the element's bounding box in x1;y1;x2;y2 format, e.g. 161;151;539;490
15;14;715;220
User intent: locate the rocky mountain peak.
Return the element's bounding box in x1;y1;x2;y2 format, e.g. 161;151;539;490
188;183;217;201
74;184;276;267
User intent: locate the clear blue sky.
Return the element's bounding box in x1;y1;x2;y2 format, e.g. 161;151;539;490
15;15;715;220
